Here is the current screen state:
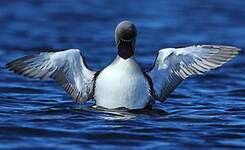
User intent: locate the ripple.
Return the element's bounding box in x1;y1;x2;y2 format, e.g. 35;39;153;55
0;87;47;94
0;126;73;138
229;89;245;97
0;0;245;150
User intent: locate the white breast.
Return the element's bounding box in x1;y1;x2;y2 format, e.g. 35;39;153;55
94;56;150;109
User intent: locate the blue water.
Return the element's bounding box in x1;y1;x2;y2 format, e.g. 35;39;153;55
1;0;245;149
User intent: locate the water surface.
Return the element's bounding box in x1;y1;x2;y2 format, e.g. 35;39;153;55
0;0;245;150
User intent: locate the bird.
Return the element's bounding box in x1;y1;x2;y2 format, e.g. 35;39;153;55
6;21;240;110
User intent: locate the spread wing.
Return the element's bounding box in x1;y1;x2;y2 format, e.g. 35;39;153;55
6;49;96;104
147;45;240;102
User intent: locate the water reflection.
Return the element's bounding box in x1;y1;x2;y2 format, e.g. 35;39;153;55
71;105;168;120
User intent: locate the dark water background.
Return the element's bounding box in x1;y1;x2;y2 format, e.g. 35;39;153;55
0;0;245;149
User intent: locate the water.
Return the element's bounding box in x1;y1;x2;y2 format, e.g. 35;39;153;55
0;0;245;149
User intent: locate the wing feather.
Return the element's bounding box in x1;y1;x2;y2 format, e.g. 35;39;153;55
6;49;96;104
147;45;240;102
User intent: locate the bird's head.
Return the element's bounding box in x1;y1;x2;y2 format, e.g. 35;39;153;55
115;21;137;59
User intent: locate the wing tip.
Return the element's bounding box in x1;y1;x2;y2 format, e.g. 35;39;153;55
6;62;12;70
200;44;241;51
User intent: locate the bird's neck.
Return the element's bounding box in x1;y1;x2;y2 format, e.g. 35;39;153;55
117;41;134;59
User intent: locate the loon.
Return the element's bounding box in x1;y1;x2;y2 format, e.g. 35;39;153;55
6;21;240;109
